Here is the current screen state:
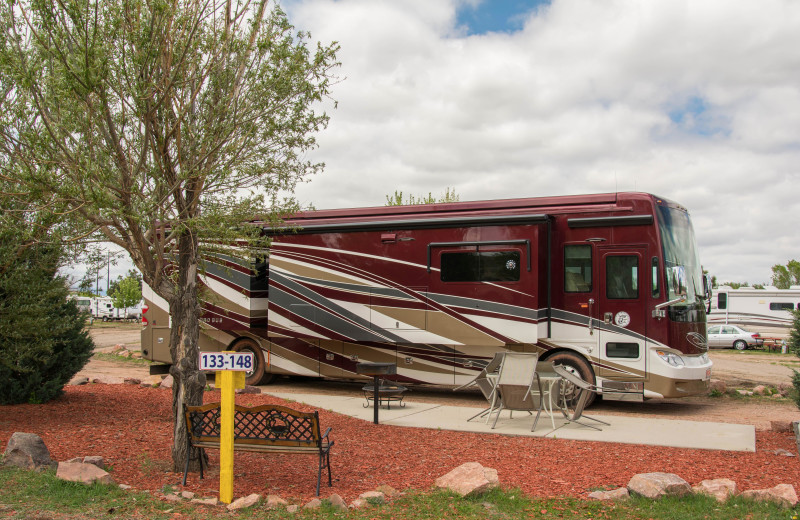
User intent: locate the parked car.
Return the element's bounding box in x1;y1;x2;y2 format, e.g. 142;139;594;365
707;324;763;350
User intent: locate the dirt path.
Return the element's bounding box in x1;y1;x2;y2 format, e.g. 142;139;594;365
80;325;800;430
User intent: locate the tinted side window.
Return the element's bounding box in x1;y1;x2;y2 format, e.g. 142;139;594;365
606;255;639;299
770;302;795;311
717;293;727;309
564;245;592;293
441;251;520;282
606;342;639;359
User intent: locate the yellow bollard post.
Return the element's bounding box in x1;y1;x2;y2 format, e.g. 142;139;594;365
218;368;235;504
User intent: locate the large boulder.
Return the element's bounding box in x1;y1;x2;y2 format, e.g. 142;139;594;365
692;478;737;502
3;432;57;471
434;462;499;497
627;472;691;499
56;462;114;485
741;484;798;508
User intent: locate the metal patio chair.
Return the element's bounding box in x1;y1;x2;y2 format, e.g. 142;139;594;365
552;364;610;431
490;352;548;432
454;352;505;422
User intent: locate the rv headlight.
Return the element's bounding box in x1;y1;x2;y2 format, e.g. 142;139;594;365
656;350;685;368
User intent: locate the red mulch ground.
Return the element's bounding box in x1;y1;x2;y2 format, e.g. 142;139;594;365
1;384;799;503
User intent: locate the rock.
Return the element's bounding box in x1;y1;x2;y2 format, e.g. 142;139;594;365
119;484;132;490
327;494;348;511
286;504;299;513
588;488;629;501
227;494;261;511
163;494;182;502
741;484;798;508
56;462;114;485
736;389;753;396
303;498;322;510
434;462;500;497
160;375;174;389
771;420;792;433
236;385;261;394
82;456;105;469
265;495;288;509
774;449;795;457
118;350;132;359
190;497;219;506
778;382;792;396
692;478;737;502
180;491;195;500
627;472;691;499
375;484;401;497
752;385;767;395
70;376;89;386
92;376;125;384
358;491;386;504
3;432;57;471
708;379;726;394
124;378;141;385
349;498;367;509
111;344;125;353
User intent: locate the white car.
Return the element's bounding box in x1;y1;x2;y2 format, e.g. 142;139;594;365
707;325;763;350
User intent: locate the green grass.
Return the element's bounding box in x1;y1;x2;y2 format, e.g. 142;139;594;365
92;352;152;366
0;466;796;520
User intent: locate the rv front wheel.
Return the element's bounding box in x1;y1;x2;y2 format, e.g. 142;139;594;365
546;351;596;408
232;339;266;386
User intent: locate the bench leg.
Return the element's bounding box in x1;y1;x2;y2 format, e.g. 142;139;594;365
182;446;206;486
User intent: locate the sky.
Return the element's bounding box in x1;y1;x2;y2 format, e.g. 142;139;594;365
68;0;800;290
279;0;799;286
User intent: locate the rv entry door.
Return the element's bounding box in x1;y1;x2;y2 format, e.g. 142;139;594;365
597;246;647;383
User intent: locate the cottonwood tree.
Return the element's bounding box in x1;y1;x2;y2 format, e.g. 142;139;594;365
0;0;339;471
772;260;800;289
385;187;460;206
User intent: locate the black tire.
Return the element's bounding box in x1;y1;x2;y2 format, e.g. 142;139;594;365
102;316;108;322
733;340;748;351
545;351;596;408
232;338;267;386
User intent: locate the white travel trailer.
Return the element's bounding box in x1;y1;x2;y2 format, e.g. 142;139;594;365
708;286;800;337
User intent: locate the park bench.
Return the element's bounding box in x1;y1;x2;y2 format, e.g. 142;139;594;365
183;402;334;495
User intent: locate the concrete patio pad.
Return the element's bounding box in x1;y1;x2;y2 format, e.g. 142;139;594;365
266;391;755;452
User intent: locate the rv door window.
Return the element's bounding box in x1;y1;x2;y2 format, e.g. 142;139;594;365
606;255;639;299
440;251;520;282
769;302;795;311
717;293;727;309
564;245;592;293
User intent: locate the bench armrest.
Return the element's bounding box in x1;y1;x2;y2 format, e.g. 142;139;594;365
321;427;332;440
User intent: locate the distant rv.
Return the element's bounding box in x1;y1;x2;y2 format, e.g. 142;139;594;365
708;286;800;336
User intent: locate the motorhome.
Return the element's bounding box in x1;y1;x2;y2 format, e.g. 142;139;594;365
142;192;712;402
709;286;800;337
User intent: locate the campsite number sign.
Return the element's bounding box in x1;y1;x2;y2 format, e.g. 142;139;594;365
199;352;254;371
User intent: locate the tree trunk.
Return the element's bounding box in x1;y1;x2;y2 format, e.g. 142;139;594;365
168;230;207;473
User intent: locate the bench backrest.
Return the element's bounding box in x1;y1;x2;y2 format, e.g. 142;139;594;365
186;403;322;448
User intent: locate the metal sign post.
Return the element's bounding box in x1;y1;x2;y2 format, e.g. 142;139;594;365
199;351;251;504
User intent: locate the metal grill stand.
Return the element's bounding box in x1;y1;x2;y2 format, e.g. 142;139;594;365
356;362;398;424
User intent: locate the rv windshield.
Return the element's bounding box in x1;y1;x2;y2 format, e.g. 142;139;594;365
656;204;704;306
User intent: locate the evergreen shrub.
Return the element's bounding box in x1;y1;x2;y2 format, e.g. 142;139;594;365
0;245;94;404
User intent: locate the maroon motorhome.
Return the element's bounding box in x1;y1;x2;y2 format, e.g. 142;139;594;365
142;192;712;401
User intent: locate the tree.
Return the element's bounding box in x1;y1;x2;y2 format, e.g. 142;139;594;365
0;0;339;471
772;260;800;289
108;269;142;300
0;182;94;404
112;274;142;311
385;187;460;206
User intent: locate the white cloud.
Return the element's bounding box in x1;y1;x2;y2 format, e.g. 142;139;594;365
281;0;800;284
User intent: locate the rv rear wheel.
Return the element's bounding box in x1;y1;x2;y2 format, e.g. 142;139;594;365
232;339;268;386
546;351;596;408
